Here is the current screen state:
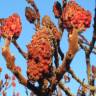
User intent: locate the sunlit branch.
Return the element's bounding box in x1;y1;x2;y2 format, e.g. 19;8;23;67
56;29;79;80
48;29;79;95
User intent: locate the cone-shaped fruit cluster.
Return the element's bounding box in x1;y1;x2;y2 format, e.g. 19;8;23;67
61;1;91;32
27;27;55;81
0;13;22;40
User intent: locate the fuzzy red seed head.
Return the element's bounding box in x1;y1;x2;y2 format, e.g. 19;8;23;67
61;1;91;32
27;27;54;81
0;13;22;40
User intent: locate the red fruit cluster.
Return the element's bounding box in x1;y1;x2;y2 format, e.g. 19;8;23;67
62;1;91;32
0;13;22;39
27;27;54;81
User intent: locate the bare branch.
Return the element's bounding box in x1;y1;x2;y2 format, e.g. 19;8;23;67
69;68;85;86
69;67;96;92
58;82;75;96
12;40;28;59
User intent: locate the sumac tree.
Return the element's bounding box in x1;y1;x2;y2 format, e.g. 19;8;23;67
0;0;95;96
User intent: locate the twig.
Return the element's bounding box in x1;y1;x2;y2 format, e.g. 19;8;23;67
12;40;28;59
54;47;59;68
79;39;91;85
62;0;67;8
79;38;96;55
69;68;85;86
58;42;64;60
85;52;91;85
68;67;96;92
79;35;96;50
88;2;96;54
58;82;75;96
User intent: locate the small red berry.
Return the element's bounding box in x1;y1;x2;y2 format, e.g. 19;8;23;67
5;74;9;79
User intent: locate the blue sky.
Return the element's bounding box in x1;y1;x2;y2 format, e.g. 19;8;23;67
0;0;95;96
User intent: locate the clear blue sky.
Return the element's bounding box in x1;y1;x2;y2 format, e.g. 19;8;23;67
0;0;95;96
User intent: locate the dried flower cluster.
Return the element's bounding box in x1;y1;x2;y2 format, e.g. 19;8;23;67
53;1;62;18
0;13;22;40
53;1;92;33
62;1;91;32
42;16;61;41
27;27;55;81
25;7;37;23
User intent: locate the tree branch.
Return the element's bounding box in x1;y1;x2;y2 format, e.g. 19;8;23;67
69;68;85;86
48;29;79;95
12;40;28;59
56;29;79;80
58;82;75;96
